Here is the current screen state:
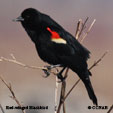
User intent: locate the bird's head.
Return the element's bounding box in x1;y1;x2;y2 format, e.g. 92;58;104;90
13;8;41;29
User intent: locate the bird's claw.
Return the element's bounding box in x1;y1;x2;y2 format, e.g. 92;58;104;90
42;69;50;78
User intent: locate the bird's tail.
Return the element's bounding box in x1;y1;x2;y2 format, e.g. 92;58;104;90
70;65;97;105
83;78;98;105
75;68;97;105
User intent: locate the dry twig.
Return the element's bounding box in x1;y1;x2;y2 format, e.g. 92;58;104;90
0;75;26;113
0;54;59;77
0;104;5;113
107;104;113;113
81;19;96;42
75;19;82;39
78;17;89;38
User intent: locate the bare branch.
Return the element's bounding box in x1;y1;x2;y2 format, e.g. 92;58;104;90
75;19;82;39
81;19;96;42
107;104;113;113
0;55;46;70
63;79;80;102
0;75;26;113
57;81;66;113
0;104;5;113
78;17;89;38
89;51;108;70
0;55;60;77
54;76;59;113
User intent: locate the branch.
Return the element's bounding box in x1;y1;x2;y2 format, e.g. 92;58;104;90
107;104;113;113
0;54;59;77
78;17;89;38
81;19;96;42
0;54;47;70
56;68;69;113
75;19;82;39
54;76;59;113
0;104;5;113
89;51;108;70
57;81;66;113
0;75;26;113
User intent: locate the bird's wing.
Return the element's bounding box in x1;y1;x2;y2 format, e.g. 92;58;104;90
46;26;90;61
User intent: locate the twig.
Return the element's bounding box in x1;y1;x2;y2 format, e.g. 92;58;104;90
75;19;82;39
0;75;26;113
81;19;96;42
63;79;80;102
55;76;59;113
0;54;59;77
0;55;47;70
89;51;108;70
107;104;113;113
78;17;89;38
0;104;5;113
57;81;66;113
57;68;69;113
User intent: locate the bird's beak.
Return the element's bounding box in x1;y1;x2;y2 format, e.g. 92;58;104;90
13;16;24;22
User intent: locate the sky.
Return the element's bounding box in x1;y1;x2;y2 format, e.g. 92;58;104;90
0;0;113;113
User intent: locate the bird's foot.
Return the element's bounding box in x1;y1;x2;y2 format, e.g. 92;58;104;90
42;64;62;78
57;73;66;82
42;68;50;78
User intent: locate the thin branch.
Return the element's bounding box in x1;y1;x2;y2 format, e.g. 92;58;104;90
78;17;89;38
0;75;26;113
56;68;69;113
0;54;59;77
0;55;47;70
75;19;82;39
89;51;108;70
57;81;66;113
0;104;5;113
55;76;59;113
81;19;96;42
107;104;113;113
63;79;80;102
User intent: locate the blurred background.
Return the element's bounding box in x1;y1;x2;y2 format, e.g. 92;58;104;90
0;0;113;113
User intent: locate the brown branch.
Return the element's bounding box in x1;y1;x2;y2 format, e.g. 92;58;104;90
0;104;5;113
89;51;108;70
63;79;80;102
107;104;113;113
75;19;82;39
0;55;47;70
57;68;69;113
81;19;96;42
78;17;89;38
57;81;66;113
0;75;26;113
0;54;59;77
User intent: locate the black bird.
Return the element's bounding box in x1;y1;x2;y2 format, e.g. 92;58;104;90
14;8;97;105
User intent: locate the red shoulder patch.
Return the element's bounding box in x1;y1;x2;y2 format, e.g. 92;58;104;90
47;27;60;39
